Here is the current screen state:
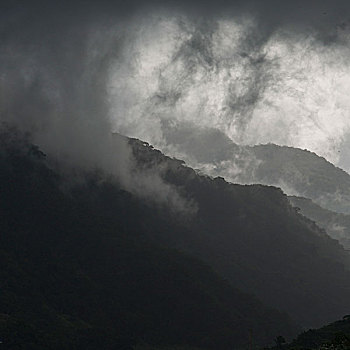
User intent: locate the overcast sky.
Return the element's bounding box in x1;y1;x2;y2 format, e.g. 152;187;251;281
2;0;350;171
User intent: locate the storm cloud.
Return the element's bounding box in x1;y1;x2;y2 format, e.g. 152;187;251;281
108;10;350;171
1;0;350;199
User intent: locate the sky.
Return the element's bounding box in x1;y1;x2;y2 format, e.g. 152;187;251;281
1;0;350;177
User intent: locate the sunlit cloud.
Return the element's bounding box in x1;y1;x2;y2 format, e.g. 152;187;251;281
108;15;350;170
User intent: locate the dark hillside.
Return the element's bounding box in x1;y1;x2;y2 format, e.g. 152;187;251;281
252;144;350;215
268;315;350;349
288;196;350;250
0;129;299;349
162;125;350;214
127;136;350;329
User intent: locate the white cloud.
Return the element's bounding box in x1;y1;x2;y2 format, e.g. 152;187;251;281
108;14;350;171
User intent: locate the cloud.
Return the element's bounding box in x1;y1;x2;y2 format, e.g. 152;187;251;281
107;12;350;171
0;2;197;211
2;0;350;213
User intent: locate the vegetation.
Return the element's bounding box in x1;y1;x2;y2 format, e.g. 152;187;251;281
160;126;350;215
288;196;350;250
264;315;350;349
251;144;350;215
128;136;350;328
0;127;299;349
2;127;350;349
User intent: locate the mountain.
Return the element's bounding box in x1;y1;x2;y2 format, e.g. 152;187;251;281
161;123;350;215
288;196;350;250
2;127;350;349
251;144;350;216
0;128;299;349
127;135;350;329
270;315;350;349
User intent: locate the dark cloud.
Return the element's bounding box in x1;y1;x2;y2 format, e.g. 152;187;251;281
1;0;350;206
0;0;198;210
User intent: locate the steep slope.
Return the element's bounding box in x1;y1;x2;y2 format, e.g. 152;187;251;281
0;130;299;349
280;316;350;349
127;135;350;329
289;196;350;250
161;124;350;214
251;144;350;215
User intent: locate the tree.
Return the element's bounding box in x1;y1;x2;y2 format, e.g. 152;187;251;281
274;336;286;349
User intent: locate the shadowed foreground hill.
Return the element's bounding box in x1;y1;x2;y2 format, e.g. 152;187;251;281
127;136;350;329
0;130;299;349
267;315;350;349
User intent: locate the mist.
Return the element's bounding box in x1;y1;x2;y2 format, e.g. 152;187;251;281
0;1;196;211
3;2;350;346
108;11;350;173
2;0;350;206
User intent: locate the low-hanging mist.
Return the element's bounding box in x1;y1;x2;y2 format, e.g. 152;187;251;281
2;0;350;208
3;2;350;347
0;4;195;212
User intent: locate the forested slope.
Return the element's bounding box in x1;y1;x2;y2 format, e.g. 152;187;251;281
127;136;350;328
0;130;299;349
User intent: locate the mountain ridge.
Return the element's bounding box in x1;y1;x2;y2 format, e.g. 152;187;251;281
126;135;350;328
160;124;350;215
0;129;299;349
2;128;350;349
288;195;350;250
